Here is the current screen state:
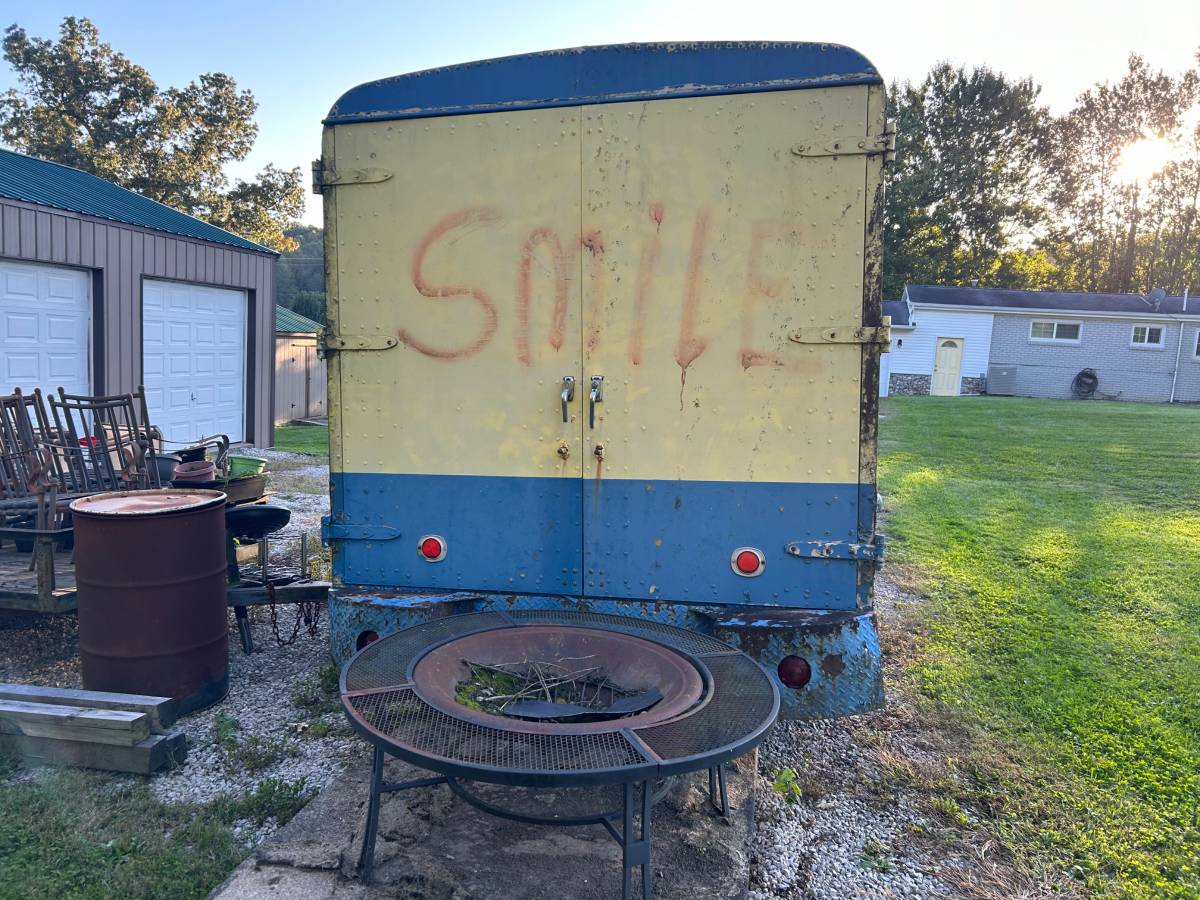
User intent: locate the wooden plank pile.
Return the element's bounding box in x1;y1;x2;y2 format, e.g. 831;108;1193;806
0;683;187;774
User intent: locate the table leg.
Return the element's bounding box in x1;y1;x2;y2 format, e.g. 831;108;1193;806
359;745;384;882
708;765;728;817
621;780;653;900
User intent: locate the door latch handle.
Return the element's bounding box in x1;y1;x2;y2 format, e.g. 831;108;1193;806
589;375;604;429
561;376;575;423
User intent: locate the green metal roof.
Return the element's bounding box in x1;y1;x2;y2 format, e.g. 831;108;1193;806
0;148;275;254
276;304;322;333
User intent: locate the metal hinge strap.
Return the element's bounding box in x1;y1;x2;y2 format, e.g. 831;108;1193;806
785;535;885;561
320;517;400;543
789;320;891;347
791;122;897;159
320;332;399;353
311;160;393;192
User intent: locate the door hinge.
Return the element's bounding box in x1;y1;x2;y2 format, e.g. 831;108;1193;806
319;331;399;356
785;534;885;562
791;122;897;160
311;159;393;193
320;516;400;544
789;319;892;347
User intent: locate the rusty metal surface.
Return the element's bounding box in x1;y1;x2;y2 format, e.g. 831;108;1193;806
73;489;229;714
338;610;779;787
410;625;706;734
329;590;883;720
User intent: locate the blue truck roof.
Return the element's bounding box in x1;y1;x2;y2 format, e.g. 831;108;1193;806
325;41;881;125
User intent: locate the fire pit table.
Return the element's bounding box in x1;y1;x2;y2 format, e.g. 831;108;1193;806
340;610;779;900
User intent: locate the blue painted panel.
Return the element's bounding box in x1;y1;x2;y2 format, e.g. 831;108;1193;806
332;472;869;610
331;473;582;594
326;590;884;719
326;42;881;124
584;478;863;609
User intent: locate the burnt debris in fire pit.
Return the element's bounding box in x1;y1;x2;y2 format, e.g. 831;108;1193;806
454;657;662;722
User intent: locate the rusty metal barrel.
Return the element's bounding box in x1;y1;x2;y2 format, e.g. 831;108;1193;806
70;489;229;714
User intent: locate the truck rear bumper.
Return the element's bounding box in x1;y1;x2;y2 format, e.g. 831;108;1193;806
327;589;882;720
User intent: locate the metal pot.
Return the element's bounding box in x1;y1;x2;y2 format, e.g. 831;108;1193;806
149;452;182;484
174;460;216;482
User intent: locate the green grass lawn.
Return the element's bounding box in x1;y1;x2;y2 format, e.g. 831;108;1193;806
273;424;329;457
879;397;1200;898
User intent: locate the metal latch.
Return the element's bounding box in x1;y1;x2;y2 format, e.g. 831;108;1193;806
320;517;400;544
789;319;892;347
311;160;393;193
785;535;885;561
320;332;399;355
791;123;897;159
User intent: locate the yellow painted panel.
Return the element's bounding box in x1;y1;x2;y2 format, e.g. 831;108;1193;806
580;88;875;484
328;110;584;478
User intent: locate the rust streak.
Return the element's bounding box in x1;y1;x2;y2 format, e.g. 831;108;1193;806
673;209;711;401
516;227;575;366
629;203;664;366
402;207;501;360
740;221;793;369
582;230;606;352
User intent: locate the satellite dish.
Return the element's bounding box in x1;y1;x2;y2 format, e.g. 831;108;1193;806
1146;287;1167;311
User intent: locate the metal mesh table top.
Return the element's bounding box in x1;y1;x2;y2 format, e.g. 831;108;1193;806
340;610;779;787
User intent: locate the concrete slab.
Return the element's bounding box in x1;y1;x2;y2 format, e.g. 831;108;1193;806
212;752;758;900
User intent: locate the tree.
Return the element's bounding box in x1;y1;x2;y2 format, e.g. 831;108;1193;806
884;65;1049;297
1042;54;1199;293
0;17;303;251
277;225;325;323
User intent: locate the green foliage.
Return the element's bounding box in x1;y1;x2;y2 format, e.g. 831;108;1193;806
278;225;325;320
273;424;329;457
859;839;896;872
884;64;1049;297
1043;55;1200;294
217;777;314;827
770;767;803;804
212;712;239;752
880;397;1200;896
291;664;340;718
0;17;303;251
211;712;296;773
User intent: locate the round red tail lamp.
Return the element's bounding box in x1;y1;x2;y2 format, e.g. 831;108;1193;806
417;534;447;562
731;547;765;577
777;655;812;689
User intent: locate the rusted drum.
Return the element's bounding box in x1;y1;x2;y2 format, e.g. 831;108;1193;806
70;489;229;714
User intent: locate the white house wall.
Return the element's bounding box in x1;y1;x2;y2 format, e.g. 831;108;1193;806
887;309;994;379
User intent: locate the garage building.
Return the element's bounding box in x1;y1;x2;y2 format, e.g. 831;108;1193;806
0;148;277;446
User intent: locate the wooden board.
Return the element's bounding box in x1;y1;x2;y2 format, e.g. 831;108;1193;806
0;729;187;774
0;684;177;734
0;699;149;746
0;545;76;613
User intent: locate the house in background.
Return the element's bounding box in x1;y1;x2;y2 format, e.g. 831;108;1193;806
0;148;278;446
274;305;326;425
883;284;1200;402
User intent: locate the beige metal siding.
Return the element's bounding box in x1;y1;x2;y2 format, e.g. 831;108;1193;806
0;196;276;446
274;335;326;425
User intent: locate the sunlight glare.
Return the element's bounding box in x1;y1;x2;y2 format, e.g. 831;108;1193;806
1115;137;1176;184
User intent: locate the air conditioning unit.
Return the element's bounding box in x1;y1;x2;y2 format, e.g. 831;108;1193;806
987;365;1018;396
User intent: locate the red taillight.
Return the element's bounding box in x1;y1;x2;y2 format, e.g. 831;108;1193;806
418;535;446;562
731;547;765;577
777;655;812;689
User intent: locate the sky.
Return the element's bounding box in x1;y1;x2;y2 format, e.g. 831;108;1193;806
2;0;1199;226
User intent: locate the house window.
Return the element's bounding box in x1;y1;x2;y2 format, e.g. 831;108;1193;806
1029;320;1081;343
1194;330;1200;359
1131;325;1164;348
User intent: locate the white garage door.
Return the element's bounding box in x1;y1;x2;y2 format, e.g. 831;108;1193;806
143;280;246;444
0;260;90;398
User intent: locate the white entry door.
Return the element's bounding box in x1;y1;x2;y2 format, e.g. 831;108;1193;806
931;337;963;396
0;260;90;397
143;280;246;444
